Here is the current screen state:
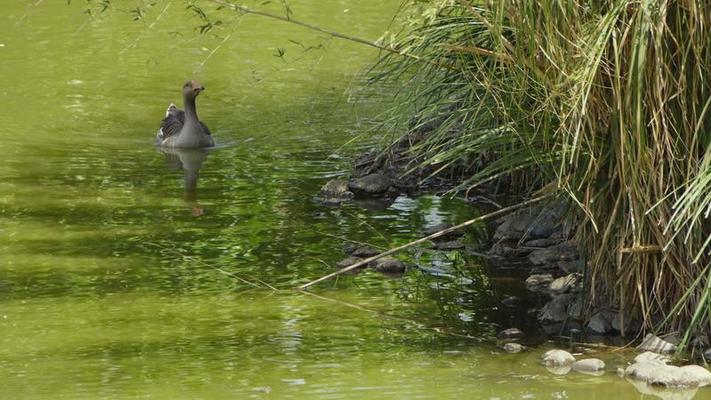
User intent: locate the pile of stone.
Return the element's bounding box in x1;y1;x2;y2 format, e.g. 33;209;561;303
488;200;640;335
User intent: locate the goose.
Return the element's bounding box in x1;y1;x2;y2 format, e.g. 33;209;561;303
156;80;214;148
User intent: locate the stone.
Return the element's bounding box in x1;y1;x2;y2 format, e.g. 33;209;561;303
541;349;576;367
488;242;533;258
423;223;465;241
549;273;580;294
558;260;581;274
634;351;671;365
610;311;642;334
493;201;568;241
317;179;354;204
501;296;519;307
349;246;379;258
539;294;573;324
498;328;523;340
586;311;613;334
627;380;699;400
528;241;579;266
525;273;554;293
433;241;465;250
679;365;711;387
571;358;606;375
348;174;392;197
335;256;367;274
545;365;572;375
371;257;407;274
503;343;524;353
524;238;561;247
637;333;677;354
626;361;711;388
703;348;711;362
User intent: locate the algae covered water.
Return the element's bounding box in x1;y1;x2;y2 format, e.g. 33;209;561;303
0;1;699;399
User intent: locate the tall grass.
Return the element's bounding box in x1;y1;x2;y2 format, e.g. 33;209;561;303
373;0;711;347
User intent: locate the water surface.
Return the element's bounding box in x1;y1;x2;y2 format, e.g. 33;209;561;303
0;1;701;399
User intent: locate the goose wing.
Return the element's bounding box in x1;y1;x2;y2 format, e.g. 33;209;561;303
157;104;184;141
157;103;211;141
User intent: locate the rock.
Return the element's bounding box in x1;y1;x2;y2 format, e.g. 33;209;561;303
610;311;642;334
349;246;379;258
557;260;581;273
498;328;524;340
335;256;367;274
627;380;699;400
638;333;677;354
626;361;711;388
488;242;533;257
433;241;465;250
525;273;554;293
524;238;562;247
528;241;579;266
567;296;584;319
371;257;407;274
423;223;465;241
703;348;711;362
493;201;568;241
679;365;711;387
571;358;606;375
503;342;524;353
586;311;613;334
539;294;573;323
541;349;576;367
317;179;354;204
634;351;671;365
348;174;392;197
501;296;519;307
549;273;580;294
545;365;572;375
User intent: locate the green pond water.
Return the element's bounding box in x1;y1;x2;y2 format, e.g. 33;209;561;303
0;1;706;399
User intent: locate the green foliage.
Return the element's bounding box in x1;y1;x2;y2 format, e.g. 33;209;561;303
373;0;711;347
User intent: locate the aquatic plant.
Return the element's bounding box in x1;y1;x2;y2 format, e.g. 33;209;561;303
371;0;711;350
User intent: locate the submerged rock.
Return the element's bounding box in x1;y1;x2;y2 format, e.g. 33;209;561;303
638;333;677;354
503;342;524;353
433;240;465;251
424;223;465;241
572;358;606;375
349;246;380;258
541;349;576;367
371;257;407;274
317;179;355;204
335;256;367;274
348;173;392;197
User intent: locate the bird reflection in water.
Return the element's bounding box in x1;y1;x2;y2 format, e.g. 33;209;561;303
159;147;211;216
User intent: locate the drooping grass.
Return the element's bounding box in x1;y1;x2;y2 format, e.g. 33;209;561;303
372;0;711;348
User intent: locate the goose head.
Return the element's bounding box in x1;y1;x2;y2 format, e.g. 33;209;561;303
182;80;205;100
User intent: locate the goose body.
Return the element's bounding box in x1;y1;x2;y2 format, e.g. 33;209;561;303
156;80;214;148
